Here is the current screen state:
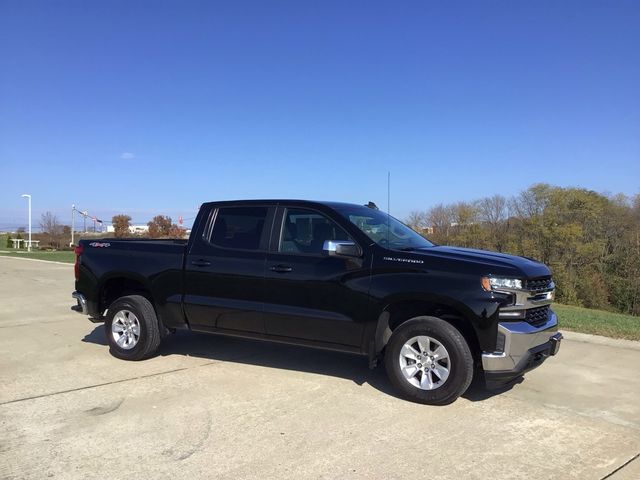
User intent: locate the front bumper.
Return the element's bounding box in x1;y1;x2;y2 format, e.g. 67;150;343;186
482;310;562;388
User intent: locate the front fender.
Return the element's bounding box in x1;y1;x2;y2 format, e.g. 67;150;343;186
368;272;501;354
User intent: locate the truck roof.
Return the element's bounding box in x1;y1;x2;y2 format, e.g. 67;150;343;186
200;199;374;211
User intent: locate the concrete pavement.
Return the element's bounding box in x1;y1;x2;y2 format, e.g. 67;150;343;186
1;256;639;480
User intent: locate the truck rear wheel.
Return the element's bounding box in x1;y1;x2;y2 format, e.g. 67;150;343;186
384;316;473;405
105;295;161;361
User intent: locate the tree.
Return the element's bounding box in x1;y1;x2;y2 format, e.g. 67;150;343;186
147;215;173;238
112;215;131;238
406;210;428;232
168;224;186;238
415;184;640;316
426;204;455;242
40;212;64;248
477;195;508;251
509;184;552;219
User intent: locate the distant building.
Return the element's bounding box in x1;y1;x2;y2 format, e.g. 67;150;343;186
105;225;149;235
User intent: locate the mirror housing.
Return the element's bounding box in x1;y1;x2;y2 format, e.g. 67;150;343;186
323;240;362;258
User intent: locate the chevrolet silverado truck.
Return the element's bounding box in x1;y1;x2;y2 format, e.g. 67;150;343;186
72;200;561;405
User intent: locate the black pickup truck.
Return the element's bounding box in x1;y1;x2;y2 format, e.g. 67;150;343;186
72;200;561;405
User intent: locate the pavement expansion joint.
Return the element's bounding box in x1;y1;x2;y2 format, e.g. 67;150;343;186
0;351;268;406
600;452;640;480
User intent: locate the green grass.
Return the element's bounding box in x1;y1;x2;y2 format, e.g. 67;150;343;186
554;303;640;341
0;250;75;263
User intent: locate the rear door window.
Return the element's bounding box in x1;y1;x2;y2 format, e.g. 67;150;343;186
208;206;269;251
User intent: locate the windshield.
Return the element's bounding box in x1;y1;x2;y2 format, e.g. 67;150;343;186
334;205;435;250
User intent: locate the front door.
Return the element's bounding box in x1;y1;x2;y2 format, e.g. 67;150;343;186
263;206;371;347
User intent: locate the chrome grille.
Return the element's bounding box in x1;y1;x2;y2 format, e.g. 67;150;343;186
526;305;550;327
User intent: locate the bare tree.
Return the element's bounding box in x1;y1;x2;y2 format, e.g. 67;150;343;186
633;193;640;222
477;195;509;251
452;201;478;226
427;204;455;240
510;183;552;218
40;212;61;234
478;195;508;225
40;212;63;248
406;210;428;232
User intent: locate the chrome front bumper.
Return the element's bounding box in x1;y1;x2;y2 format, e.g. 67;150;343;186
482;310;561;372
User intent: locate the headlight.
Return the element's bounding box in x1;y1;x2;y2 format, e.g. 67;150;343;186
481;276;523;291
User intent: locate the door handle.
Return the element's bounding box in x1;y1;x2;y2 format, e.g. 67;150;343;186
191;259;211;267
269;264;293;273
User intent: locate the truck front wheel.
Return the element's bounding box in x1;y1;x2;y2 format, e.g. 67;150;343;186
105;295;161;361
384;316;474;405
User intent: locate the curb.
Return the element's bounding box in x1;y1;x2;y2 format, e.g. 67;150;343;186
0;255;73;266
562;330;640;351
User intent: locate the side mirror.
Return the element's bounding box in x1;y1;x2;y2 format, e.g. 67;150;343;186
323;240;362;258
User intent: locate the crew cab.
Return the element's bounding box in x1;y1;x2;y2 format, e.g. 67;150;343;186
72;200;561;405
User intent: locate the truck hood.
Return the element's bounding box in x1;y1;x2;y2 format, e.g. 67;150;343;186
416;245;551;279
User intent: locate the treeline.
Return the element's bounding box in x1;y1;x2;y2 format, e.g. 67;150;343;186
4;213;187;250
111;214;186;238
407;184;640;316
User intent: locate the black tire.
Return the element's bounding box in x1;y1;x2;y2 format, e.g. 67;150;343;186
105;295;161;361
384;316;474;405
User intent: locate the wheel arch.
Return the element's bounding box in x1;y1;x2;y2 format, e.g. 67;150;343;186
373;297;481;362
98;273;154;315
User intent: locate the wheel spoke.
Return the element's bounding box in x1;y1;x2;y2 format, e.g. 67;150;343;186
401;343;420;360
420;370;434;389
416;337;430;354
112;322;125;333
401;364;419;380
432;364;449;382
433;345;448;361
131;323;140;336
116;333;127;347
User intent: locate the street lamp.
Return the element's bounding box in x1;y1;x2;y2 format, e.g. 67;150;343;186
20;194;32;252
71;204;76;247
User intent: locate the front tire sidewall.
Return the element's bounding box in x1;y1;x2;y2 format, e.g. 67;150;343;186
385;317;473;405
105;295;159;361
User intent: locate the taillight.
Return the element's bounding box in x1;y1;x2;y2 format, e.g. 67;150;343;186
74;244;84;280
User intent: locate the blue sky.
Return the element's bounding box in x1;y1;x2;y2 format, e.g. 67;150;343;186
1;1;639;230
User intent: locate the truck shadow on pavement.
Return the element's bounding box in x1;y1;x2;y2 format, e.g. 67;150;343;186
82;326;518;404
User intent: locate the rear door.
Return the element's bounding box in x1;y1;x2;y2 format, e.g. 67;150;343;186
184;204;275;333
263;206;371;347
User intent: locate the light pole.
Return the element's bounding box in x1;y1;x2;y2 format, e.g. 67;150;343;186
21;194;32;252
71;204;75;247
